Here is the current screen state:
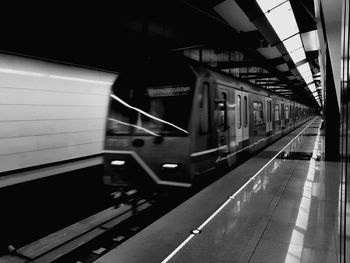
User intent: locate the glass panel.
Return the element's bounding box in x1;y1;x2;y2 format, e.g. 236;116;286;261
309;83;317;92
274;104;280;121
283;34;303;53
200;83;209;133
107;85;193;136
253;102;264;126
237;95;241;128
244;96;248;127
297;63;311;74
264;1;299;41
266;101;269;123
289;48;306;64
256;0;287;13
219;92;227;131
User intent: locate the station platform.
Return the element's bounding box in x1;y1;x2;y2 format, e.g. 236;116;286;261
95;117;340;263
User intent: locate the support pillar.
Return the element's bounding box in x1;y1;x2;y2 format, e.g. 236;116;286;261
324;48;340;161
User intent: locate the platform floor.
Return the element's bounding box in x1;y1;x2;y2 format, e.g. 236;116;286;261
95;117;340;263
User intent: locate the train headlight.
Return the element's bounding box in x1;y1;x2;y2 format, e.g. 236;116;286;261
162;163;178;169
111;160;126;166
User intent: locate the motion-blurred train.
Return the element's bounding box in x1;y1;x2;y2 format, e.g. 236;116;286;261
104;54;313;191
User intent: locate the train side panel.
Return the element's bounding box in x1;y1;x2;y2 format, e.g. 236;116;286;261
103;57;315;191
190;76;219;175
0;53;116;174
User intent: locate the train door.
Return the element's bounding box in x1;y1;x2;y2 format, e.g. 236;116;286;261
273;102;281;131
281;103;285;128
292;103;295;121
216;87;231;157
242;92;249;144
235;90;243;147
265;97;272;134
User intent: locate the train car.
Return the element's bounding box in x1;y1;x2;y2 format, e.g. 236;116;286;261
103;55;313;192
0;53;117;187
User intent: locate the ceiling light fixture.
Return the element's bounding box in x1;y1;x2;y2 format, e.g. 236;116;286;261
256;0;321;105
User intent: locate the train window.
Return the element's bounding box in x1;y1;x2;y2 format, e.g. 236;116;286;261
269;101;272;122
285;105;289;120
266;101;270;123
219;92;228;131
237;95;241;128
244;96;248;127
274;104;280;121
289;105;292;119
199;82;210;133
107;84;193;136
281;103;284;120
253;102;264;126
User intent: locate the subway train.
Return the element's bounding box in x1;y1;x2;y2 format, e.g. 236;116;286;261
0;52;117;187
103;54;313;192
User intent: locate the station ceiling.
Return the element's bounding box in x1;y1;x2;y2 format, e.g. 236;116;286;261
0;0;319;107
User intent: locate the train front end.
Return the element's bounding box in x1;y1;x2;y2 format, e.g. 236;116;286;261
104;60;196;192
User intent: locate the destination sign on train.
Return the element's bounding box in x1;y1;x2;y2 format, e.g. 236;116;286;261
147;86;191;97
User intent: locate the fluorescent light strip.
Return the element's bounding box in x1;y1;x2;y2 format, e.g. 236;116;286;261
163;164;178;168
257;0;319;99
301;74;312;81
161;117;317;263
308;83;315;88
310;89;317;93
50;75;113;85
111;160;125;166
263;1;299;41
297;64;311;74
0;68;46;77
283;34;303;53
309;84;316;92
0;68;115;85
256;0;288;13
304;77;314;85
301;71;312;78
289;48;306;64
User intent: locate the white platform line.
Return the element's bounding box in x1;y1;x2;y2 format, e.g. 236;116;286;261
160;234;195;263
161;117;317;263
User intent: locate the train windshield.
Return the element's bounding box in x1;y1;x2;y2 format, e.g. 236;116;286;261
107;84;193;136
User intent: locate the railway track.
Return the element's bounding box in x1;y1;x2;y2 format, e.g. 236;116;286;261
0;189;152;263
0;187;189;263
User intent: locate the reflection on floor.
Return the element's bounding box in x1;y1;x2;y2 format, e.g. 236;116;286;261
167;119;340;263
95;118;341;263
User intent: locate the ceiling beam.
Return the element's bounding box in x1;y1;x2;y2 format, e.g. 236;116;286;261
268;87;293;90
267;56;286;66
240;72;276;79
258;82;287;86
271;90;293;93
239;30;266;49
215;60;257;69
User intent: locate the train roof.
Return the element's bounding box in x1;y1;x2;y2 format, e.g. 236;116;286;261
207;69;291;102
183;56;307;107
116;53;308;107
